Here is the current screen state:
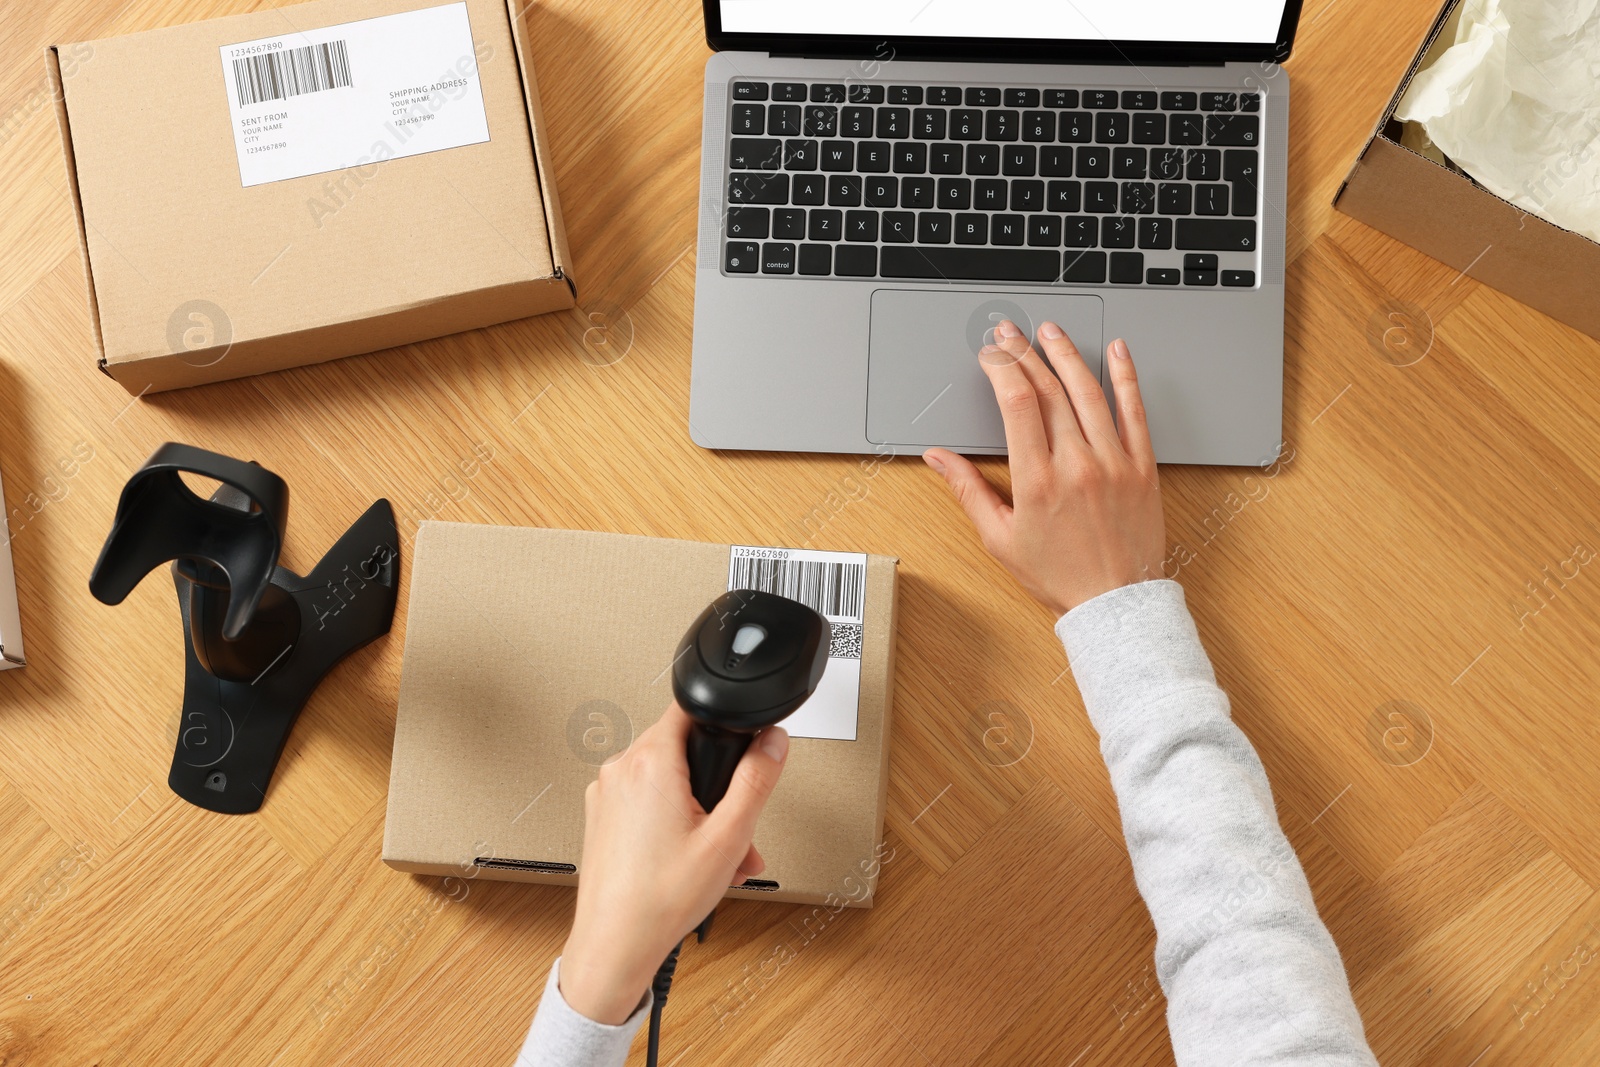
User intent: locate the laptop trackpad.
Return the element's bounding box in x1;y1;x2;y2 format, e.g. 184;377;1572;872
866;290;1104;450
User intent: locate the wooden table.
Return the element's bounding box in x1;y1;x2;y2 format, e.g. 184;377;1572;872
4;1;1600;1064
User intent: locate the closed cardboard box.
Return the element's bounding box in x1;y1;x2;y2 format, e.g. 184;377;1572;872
384;523;899;908
50;0;573;394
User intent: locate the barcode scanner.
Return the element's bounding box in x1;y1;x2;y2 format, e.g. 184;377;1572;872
646;589;830;1067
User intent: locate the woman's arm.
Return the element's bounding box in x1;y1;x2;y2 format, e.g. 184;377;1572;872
926;321;1376;1066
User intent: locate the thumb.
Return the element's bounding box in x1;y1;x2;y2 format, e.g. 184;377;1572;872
924;448;1011;548
703;727;788;856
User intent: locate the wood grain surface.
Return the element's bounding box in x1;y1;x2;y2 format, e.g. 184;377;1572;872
3;1;1600;1064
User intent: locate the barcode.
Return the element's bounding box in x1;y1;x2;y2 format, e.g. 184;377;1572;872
232;40;352;106
731;555;865;621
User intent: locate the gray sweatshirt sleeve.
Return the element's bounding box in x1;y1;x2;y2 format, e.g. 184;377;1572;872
1058;579;1377;1067
514;958;649;1067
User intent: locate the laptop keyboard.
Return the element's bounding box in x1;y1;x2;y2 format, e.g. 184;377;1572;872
721;82;1263;288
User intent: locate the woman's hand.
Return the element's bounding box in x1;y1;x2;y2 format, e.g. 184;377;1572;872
924;320;1166;616
558;704;789;1024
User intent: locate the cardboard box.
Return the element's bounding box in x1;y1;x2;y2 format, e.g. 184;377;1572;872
49;0;574;394
1333;0;1600;341
0;457;24;671
384;523;899;908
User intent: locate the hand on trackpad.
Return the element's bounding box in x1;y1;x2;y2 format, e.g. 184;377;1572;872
866;290;1104;450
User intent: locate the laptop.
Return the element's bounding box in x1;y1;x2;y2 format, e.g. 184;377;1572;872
688;1;1300;466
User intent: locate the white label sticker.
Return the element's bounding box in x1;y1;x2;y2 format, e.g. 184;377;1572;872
220;2;490;188
728;546;868;742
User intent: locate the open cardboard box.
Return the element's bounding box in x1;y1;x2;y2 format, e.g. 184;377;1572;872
1333;0;1600;341
49;0;574;394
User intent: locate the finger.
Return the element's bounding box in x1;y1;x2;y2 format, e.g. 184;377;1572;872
703;726;789;854
642;702;693;751
1106;338;1157;474
978;336;1050;465
1035;321;1117;452
732;843;766;885
991;321;1081;450
924;449;1013;550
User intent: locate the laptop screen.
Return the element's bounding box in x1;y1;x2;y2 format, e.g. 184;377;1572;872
708;0;1300;62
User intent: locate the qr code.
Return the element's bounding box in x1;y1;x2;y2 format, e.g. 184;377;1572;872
828;622;863;660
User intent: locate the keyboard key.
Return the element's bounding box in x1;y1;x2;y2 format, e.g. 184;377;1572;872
1151;147;1184;181
732;82;768;101
762;242;796;273
773;82;807;102
1200;92;1238;111
1083;90;1117;109
882;211;916;241
902;177;936;207
828;175;863;206
1112;147;1147;179
1062;250;1108;283
804;106;839;137
951;109;984;139
858;142;891;172
1085;181;1118;212
930;144;964;173
1147;267;1180;284
1157;182;1191;214
1063;217;1097;247
966;87;1002;107
1138;217;1172;249
725;242;758;272
1095;112;1130;144
821;141;854;171
864;176;898;207
1028;214;1061;246
986;110;1020;141
1184;254;1219;270
842;107;874;137
1006;88;1041;107
1044;89;1080;108
928;86;962;105
848;84;885;103
783;139;818;170
729;173;788;204
1048;180;1081;212
1185;268;1217;286
792;175;826;205
1059;112;1092;142
1040;146;1073;176
1195;183;1230;216
966;144;1001;175
726;207;770;239
889;86;924;104
1012;180;1044;212
1110;251;1144;283
1222;269;1256;286
1160;91;1197;111
1176;219;1257;251
774;208;807;239
835;245;877;276
846;210;879;241
1077;147;1110;178
1101;216;1136;248
809;209;843;240
881;246;1061;282
917;212;953;243
731;104;765;135
877;108;910;138
798;244;832;274
1003;145;1038;176
913;109;947;139
1232;182;1258;217
1207;115;1260;146
1240;93;1261;113
955;213;988;244
938;177;972;210
1170;114;1204;145
1185;148;1221;181
894;143;928;173
1132;113;1166;145
769;105;802;136
992;214;1026;245
1224;148;1259;184
1121;181;1155;213
1023;111;1057;142
811;83;846;102
975;179;1007;210
1121;90;1157;110
730;138;782;170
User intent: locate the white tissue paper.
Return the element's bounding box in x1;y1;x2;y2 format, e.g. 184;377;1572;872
1394;0;1600;243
